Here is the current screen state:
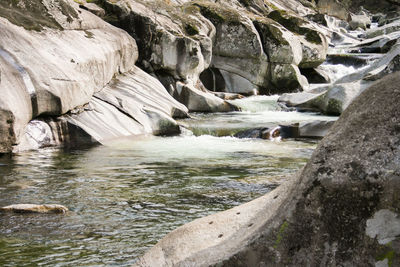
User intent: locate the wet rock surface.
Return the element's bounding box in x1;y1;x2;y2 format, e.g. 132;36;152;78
233;121;334;140
1;204;68;214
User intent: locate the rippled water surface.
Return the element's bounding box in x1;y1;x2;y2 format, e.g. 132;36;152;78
0;96;336;266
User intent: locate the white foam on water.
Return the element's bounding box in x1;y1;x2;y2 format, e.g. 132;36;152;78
318;63;361;82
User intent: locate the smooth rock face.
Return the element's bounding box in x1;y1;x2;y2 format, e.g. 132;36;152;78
0;0;194;152
206;11;270;93
15;66;188;151
175;82;238;113
304;81;367;115
0;0;137;152
270;63;309;91
0;204;68;214
136;72;400;267
366;209;400;245
299;120;335;138
93;67;188;135
278;91;326;107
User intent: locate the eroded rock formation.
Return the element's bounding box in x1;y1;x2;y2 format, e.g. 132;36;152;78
0;0;333;153
0;0;188;152
100;0;328;96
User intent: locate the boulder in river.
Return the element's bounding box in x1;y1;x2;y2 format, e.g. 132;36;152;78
135;71;400;267
299;120;335;138
349;12;372;30
0;204;68;214
234;121;335;140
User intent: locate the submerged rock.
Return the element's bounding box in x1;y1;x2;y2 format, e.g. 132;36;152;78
136;72;400;267
234;121;335;140
0;204;68;214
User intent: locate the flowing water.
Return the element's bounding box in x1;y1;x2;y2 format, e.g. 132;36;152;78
0;96;337;266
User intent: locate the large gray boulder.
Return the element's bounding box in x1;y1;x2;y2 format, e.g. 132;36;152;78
302;81;369;115
267;10;329;69
0;0;136;152
14;67;188;151
253;17;309;92
103;0;212;81
0;0;191;152
316;0;349;21
174;82;238;113
102;0;328;95
136;71;400;266
349;12;372;30
193;1;270;94
102;0;238;111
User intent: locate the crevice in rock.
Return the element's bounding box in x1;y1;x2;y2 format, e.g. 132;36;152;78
199;67;226;92
93;95;143;127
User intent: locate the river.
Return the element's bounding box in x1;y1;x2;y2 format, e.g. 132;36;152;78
0;95;338;266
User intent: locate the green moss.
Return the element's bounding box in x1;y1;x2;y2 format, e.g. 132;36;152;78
326;98;342;116
305;31;322;44
84;30;94;38
184;24;199;36
254;19;289;47
274;221;289;248
192;0;242;25
0;0;78;31
59;0;79;23
377;250;395;267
